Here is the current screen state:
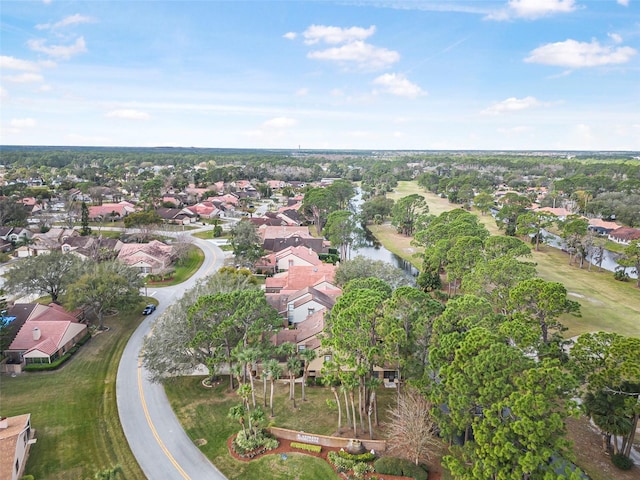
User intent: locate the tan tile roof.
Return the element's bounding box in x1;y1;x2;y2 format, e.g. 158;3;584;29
0;414;31;480
8;320;86;356
265;264;336;291
588;218;620;230
259;225;312;241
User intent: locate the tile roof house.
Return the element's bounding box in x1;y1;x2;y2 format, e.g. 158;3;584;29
117;240;175;274
258;245;323;274
185;202;220;219
0;414;36;480
61;235;123;260
265;263;338;295
155;207;196;225
259;225;328;254
608;227;640;246
587;218;621;235
271;309;326;354
16;228;78;257
87;202;134;221
3;303;88;371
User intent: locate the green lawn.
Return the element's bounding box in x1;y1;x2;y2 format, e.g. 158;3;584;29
164;376;403;480
147;246;205;287
375;181;640;338
0;307;147;480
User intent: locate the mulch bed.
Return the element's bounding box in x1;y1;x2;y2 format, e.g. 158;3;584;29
227;435;442;480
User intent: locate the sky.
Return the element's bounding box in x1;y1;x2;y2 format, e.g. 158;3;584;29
1;0;639;151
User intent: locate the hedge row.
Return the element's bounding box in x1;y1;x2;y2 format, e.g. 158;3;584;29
290;442;322;453
374;457;428;480
337;450;376;462
24;333;91;372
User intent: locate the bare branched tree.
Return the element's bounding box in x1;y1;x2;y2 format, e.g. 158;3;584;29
385;386;440;466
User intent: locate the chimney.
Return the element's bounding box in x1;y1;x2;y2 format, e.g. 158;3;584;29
32;327;41;341
0;417;8;429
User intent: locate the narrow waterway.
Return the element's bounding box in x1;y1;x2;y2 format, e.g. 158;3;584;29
349;189;419;276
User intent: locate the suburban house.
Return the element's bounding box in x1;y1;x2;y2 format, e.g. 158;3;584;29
258;245;323;274
61;235;123;260
259;225;328;254
267;180;287;191
15;228;78;257
117;240;175;274
265;263;338;295
155;207;196;225
186;202;220;220
87;202;134;222
0;414;36;480
587;218;621;235
271;309;327;374
3;303;88;372
0;227;32;245
608;226;640;246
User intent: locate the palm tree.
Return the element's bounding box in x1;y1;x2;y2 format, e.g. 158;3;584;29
235;347;260;407
286;355;302;408
263;359;283;417
299;348;317;401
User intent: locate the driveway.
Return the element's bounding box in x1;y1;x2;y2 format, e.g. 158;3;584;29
116;237;228;479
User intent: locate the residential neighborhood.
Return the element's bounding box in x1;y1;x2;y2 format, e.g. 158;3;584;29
1;148;639;480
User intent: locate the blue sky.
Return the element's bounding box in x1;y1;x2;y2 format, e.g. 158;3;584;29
1;0;639;150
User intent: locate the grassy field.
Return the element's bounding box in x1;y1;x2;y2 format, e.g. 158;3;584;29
164;376;414;480
0;307;147;480
377;181;640;338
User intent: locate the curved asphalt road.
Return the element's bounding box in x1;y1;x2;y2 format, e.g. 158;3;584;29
116;236;227;480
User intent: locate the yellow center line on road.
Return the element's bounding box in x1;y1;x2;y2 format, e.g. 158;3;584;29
137;358;192;480
132;237;221;480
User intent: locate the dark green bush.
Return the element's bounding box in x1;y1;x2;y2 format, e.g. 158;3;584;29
374;456;428;480
328;451;356;472
24;352;72;371
613;269;630;282
611;453;634;470
338;450;376;462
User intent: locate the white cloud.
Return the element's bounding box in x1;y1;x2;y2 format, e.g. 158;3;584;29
42;0;52;4
608;33;623;44
263;117;297;128
106;109;151;120
0;86;7;98
488;0;577;20
36;14;95;30
283;32;297;40
372;73;426;98
295;87;309;96
4;73;44;83
0;56;41;72
10;118;37;128
525;39;637;67
302;25;376;45
481;96;543;115
617;0;629;5
497;126;533;134
28;36;87;60
308;40;400;70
